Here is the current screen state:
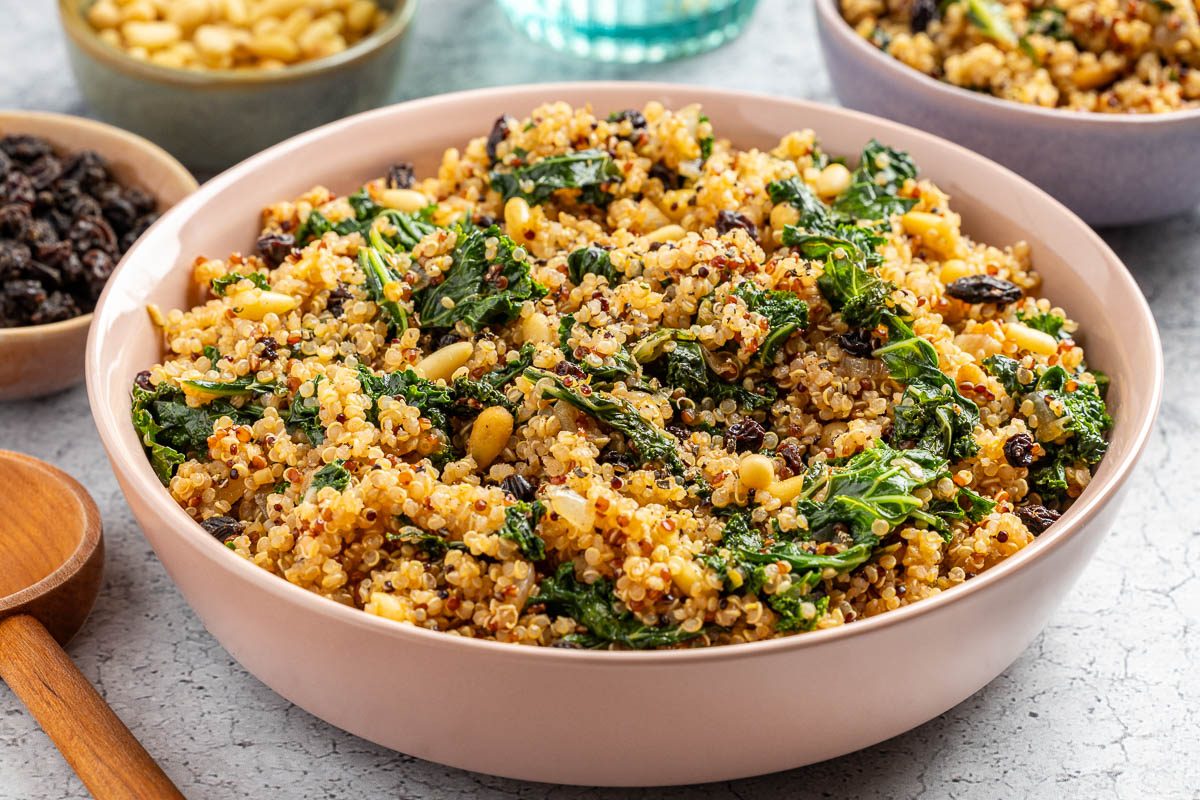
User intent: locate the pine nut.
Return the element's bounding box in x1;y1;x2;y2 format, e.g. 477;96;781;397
414;341;474;382
468;407;514;469
379;188;429;213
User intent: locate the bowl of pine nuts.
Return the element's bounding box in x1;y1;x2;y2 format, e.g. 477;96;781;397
58;0;418;174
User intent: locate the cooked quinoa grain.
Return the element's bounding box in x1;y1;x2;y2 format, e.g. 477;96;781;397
841;0;1200;113
132;102;1113;648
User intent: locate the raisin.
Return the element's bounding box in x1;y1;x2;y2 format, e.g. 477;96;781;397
500;474;536;502
715;210;757;240
0;241;31;277
0;203;31;238
648;162;682;190
386;161;416;189
29;291;78;324
838;329;878;357
256;232;295;267
486;115;515;165
0;135;52;162
27;156;63;191
776;441;805;474
554;360;586;380
944;275;1023;305
911;0;938;32
69;215;117;253
123;187;157;215
100;192;138;233
199;516;243;539
257;336;280;361
726;418;766;453
1016;504;1061;535
1002;432;1036;468
1;172;35;206
134;370;154;391
61;150;108;188
434;330;461;349
24;218;58;247
598;449;638;471
325;284;352;318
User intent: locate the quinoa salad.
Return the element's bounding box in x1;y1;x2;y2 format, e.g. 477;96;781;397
131;102;1113;649
841;0;1200;113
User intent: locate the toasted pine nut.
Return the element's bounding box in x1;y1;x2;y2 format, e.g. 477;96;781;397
122;20;183;49
230;289;298;320
901;211;962;259
247;32;300;61
642;224;687;245
738;453;775;491
504;197;532;235
415;341;474;382
346;0;376;32
165;0;212;31
379;188;429;213
87;0;122;29
468;407;514;469
764;475;807;503
194;23;236;56
815;163;852;197
1004;323;1058;356
938;258;974;284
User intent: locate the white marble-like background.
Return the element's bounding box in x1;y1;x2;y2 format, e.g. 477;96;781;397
1;2;1197;798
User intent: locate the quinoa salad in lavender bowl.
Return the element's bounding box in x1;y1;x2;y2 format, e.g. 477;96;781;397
129;101;1113;650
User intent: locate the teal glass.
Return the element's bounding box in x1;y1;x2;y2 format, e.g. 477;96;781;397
496;0;760;63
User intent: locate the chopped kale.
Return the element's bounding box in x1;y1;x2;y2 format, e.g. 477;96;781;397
285;376;325;445
483;343;535;389
964;0;1018;45
311;460;351;493
414;224;547;333
131;382;263;484
451;375;515;414
831;140;919;221
529;563;700;649
1026;6;1070;40
876;316;981;461
1031;366;1112;464
567;245;618;284
1017;309;1066;338
732;281;810;365
490;149;621;206
816;250;895;329
202;345;220;364
359;242;409;335
386;526;467;558
982;354;1028;396
179;377;280;396
356;363;455;430
629;326;773;411
497;500;546;561
210;271;270;297
526;368;685;475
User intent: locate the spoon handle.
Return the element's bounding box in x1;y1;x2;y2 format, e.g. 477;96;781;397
0;613;184;799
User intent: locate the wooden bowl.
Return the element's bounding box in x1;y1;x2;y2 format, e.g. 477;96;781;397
0;111;197;402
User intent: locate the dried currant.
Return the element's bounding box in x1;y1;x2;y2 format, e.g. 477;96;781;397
911;0;938;32
838;329;878;357
500;474;536;502
1016;504;1061;535
386;161;416;189
715;210;757;240
486;115;515;165
256;232;295;267
199;516;243;539
726;418;766;453
1002;432;1036;467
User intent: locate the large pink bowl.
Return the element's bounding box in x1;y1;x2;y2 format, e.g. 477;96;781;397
86;83;1162;786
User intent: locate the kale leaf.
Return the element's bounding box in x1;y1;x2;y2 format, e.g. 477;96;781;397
529;563;701;649
490;149;621;206
1017;309;1066;338
356;363;455;430
831;140;919;221
1031;366;1112;464
311;460;351;493
414;224;547;333
982;354;1027;396
733;281;810;365
497;500;546;561
179;377;280;397
451;376;514;414
131;382;263;484
483;343;535;389
211;271;270;297
816;250;895;329
629;327;773;411
285;375;325;445
964;0;1018;46
526;368;685;475
567;245;619;284
359;242;409;335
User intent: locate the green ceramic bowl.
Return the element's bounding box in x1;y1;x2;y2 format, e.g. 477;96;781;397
59;0;418;175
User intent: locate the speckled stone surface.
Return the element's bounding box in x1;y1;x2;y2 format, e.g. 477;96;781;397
1;2;1197;798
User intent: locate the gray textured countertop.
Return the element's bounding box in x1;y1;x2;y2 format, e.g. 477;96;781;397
2;2;1197;798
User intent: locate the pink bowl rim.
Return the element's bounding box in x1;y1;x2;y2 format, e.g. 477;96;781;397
813;0;1200;126
87;81;1163;666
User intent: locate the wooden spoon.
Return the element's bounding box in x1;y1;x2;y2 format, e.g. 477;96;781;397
0;450;183;799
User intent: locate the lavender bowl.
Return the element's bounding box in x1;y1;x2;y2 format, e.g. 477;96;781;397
814;0;1200;227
